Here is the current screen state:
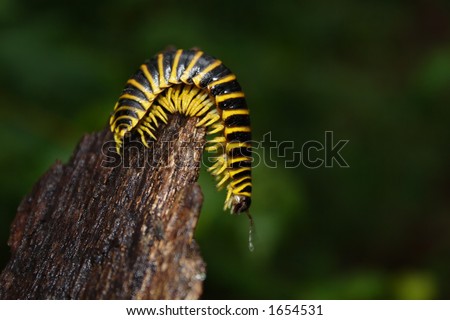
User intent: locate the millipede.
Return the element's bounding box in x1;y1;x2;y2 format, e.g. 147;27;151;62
109;48;254;247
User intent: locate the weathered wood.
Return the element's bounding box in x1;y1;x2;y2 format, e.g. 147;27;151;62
0;114;206;299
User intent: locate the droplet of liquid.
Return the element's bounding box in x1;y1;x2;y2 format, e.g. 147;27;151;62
247;212;255;252
248;231;254;252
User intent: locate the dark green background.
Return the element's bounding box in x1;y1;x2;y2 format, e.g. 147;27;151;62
1;0;450;299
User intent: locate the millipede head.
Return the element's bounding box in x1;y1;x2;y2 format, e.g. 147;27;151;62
231;195;251;214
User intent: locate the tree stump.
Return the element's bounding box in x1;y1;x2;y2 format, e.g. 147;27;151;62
0;114;207;299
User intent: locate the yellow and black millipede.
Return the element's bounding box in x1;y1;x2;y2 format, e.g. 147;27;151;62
109;48;253;218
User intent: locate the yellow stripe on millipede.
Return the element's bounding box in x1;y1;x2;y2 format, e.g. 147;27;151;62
233;182;252;194
158;53;167;88
229;156;250;164
229;167;251;178
192;60;222;86
222;109;249;119
231;175;251;187
215;92;245;103
181;51;203;82
126;78;152;101
207;74;236;88
114;105;146;116
224;126;251;135
233;191;251;197
226;141;251;153
169;49;183;83
119;93;145;102
117;94;151;110
112;115;139;129
140;64;159;94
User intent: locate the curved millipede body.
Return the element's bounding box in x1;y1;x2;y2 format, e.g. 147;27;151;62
110;48;252;216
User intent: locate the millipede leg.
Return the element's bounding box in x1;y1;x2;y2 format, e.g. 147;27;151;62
224;186;233;210
155;106;169;123
216;172;230;189
207;123;224;135
207;156;224;172
136;128;150;148
204;143;224;152
213;159;228;176
114;134;123;154
196;111;219;127
140;124;157;140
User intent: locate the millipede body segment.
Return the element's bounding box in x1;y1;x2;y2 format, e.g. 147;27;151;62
109;49;252;215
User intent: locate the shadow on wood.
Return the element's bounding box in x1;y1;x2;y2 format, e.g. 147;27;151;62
0;114;207;299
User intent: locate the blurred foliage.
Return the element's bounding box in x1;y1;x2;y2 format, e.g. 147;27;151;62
1;0;450;299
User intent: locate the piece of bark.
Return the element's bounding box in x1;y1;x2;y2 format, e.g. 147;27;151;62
0;114;207;299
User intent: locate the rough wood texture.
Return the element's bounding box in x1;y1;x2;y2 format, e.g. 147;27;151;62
0;114;207;299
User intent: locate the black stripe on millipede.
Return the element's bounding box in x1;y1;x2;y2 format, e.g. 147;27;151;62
202;64;232;87
218;97;247;110
184;53;215;83
224;114;250;127
226;131;251;142
239;185;252;193
133;69;152;92
144;57;160;89
231;169;251;180
162;52;174;84
114;117;133;127
122;84;147;101
117;98;146;112
176;50;197;81
233;177;252;188
113;108;140;120
230;160;252;169
228;146;252;158
210;80;242;96
193;54;216;74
